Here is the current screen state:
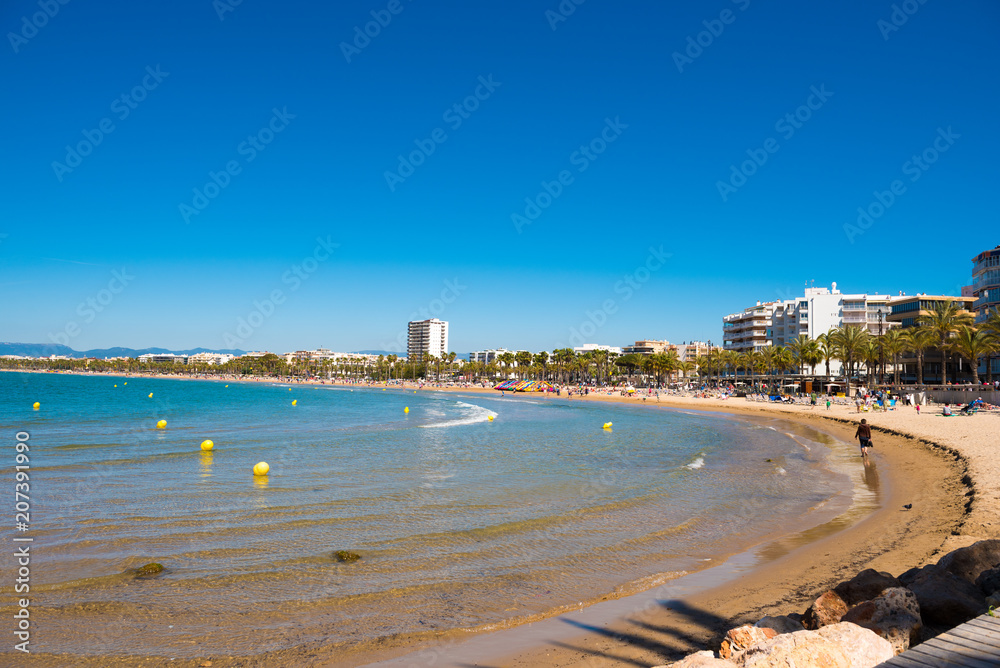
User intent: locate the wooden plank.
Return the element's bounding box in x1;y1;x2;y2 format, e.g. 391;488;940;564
879;653;948;668
965;617;1000;635
934;632;1000;659
932;636;1000;664
905;642;999;668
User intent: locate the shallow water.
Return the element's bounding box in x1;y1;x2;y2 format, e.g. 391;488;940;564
0;373;852;658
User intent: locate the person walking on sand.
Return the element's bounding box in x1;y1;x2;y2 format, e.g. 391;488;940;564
854;419;873;457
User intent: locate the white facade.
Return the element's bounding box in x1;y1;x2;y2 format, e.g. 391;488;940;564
724;283;898;372
469;348;511;364
573;343;623;355
407;319;449;360
187;352;235;365
138;353;189;364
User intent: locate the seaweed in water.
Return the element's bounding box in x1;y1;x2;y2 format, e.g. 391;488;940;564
335;550;361;563
131;562;165;578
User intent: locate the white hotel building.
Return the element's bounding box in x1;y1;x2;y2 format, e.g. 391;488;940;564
407;318;449;361
723;283;897;367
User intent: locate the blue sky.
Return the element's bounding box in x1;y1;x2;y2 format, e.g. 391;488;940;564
1;0;997;354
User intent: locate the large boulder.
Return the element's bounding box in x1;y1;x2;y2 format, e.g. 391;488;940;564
735;629;852;668
719;625;777;659
755;615;805;635
904;567;986;627
935;539;1000;585
815;623;894;668
975;566;1000;596
841;588;921;654
833;569;901;606
659;651;737;667
803;590;849;630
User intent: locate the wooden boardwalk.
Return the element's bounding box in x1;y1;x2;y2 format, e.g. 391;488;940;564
878;612;1000;667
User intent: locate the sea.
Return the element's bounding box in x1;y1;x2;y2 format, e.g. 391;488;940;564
0;371;871;662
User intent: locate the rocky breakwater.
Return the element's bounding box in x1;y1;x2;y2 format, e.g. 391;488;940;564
657;539;1000;668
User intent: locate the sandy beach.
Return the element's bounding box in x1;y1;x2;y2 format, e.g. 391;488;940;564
9;372;998;667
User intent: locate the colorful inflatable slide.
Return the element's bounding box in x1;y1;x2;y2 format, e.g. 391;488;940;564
494;380;555;392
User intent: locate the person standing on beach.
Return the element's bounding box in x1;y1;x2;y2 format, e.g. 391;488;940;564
854;419;872;456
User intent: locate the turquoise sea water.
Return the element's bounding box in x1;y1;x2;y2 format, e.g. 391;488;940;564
0;372;852;660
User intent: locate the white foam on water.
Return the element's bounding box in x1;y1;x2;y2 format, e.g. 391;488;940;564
420;401;497;428
685;456;705;470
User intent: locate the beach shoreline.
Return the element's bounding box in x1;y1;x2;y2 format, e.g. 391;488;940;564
5;370;996;667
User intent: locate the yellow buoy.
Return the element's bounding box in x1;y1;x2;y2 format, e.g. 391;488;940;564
32;402;40;410
201;439;214;451
156;419;167;429
114;384;118;387
603;422;612;430
288;388;292;391
124;382;127;385
292;399;297;406
404;407;409;413
488;415;494;422
225;384;229;387
253;461;270;476
148;393;153;398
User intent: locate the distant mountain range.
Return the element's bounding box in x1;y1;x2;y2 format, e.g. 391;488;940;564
0;343;446;360
0;342;246;359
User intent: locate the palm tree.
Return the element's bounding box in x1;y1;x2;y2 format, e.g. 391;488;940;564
902;327;935;386
950;326;995;386
816;331;835;381
788;335;816;376
497;352;515;379
830;325;869;395
917;300;974;385
774;346;795;390
514;350;533;380
881;329;907;386
981;307;1000;384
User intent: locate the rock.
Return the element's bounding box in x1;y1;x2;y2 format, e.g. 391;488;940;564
935;539;1000;585
736;630;852;668
661;651;737;667
815;622;894;667
833;569;901;606
131;562;164;577
334;550;361;563
719;625;777;659
975;566;1000;596
755;615;804;635
905;568;986;627
803;590;849;629
842;589;921;655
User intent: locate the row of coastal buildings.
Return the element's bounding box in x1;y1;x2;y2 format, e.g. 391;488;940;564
721;245;1000;381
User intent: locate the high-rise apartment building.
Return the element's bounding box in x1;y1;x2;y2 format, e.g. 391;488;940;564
972;244;1000;323
723;283;896;359
407;319;449;361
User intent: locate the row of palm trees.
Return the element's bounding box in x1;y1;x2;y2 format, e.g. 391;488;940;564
6;304;997;388
697;303;1000;393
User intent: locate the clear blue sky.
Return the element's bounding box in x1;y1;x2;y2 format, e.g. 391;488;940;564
2;0;998;354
